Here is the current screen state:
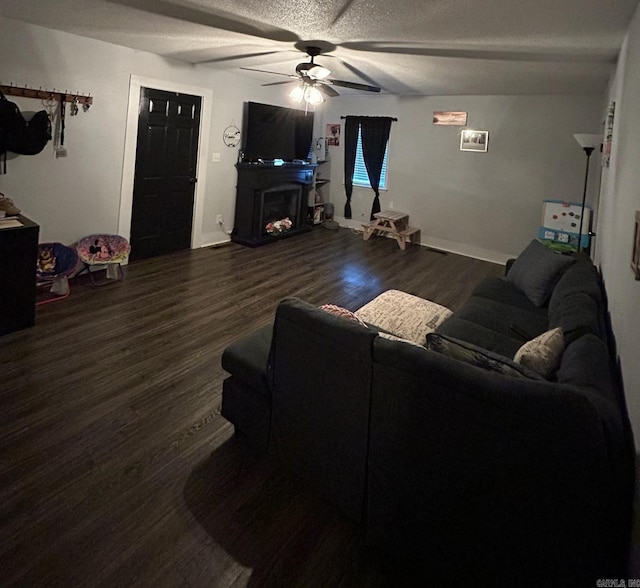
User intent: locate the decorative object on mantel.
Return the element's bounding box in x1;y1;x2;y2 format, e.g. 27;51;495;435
223;123;241;148
632;211;640;281
265;217;293;235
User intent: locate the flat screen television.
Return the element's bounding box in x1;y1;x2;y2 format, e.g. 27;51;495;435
242;102;314;163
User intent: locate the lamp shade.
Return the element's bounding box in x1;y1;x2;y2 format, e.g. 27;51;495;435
289;85;305;103
573;133;602;149
308;64;331;80
304;85;324;105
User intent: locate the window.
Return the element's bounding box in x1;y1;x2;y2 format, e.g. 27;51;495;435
352;126;389;189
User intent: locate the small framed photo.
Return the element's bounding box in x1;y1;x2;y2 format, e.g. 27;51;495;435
460;130;489;152
326;123;341;146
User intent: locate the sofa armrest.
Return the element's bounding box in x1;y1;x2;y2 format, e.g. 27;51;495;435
221;323;273;393
366;336;632;584
269;297;378;522
504;257;516;276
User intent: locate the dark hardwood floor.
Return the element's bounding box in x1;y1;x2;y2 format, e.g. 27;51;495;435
0;228;503;587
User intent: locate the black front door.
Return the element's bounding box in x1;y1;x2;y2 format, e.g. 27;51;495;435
130;88;201;260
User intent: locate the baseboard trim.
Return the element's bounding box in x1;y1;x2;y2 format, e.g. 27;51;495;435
337;218;509;265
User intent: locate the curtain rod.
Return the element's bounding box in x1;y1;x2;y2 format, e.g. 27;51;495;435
340;116;398;121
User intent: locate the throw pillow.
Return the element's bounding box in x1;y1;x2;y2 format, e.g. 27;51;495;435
378;331;426;348
319;304;368;327
513;327;564;379
426;333;543;380
505;240;575;307
354;290;453;345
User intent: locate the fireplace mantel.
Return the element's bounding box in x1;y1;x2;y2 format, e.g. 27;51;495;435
231;163;315;247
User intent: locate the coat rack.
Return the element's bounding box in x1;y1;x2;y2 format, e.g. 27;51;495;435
0;83;93;107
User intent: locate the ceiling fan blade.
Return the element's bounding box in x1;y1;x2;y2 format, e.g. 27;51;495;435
332;57;385;90
327;79;381;92
317;83;339;97
107;0;299;43
198;50;285;65
261;80;299;87
339;42;606;64
240;66;298;79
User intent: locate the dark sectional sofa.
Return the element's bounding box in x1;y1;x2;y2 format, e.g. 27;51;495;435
220;240;635;585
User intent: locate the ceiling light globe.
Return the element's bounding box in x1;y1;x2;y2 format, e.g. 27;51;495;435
305;85;324;105
289;85;305;103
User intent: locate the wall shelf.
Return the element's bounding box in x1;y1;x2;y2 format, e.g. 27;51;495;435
0;84;93;106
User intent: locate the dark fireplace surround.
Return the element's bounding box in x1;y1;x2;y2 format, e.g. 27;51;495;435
231;163;314;247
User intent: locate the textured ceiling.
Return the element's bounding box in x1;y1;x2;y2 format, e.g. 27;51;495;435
2;0;638;95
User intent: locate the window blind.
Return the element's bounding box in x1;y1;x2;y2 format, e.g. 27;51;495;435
352;126;389;189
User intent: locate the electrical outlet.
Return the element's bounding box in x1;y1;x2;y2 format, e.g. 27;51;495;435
216;215;223;225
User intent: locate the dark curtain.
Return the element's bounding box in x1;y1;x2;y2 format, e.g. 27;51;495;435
360;117;392;220
343;117;359;219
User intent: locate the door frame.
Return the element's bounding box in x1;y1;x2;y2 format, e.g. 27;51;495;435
118;74;212;249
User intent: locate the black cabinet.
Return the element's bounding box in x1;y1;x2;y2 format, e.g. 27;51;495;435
0;215;39;336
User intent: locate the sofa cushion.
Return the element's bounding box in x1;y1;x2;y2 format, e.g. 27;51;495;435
434;315;524;358
378;331;426;348
505;240;576;306
452;296;549;341
549;254;603;307
556;334;616;404
426;333;544;380
471;276;549;314
221;323;273;396
548;290;603;345
514;327;564;379
320;304;368;327
355;290;452;345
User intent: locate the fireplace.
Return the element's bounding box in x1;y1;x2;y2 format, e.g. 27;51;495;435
260;184;302;236
232;163;314;247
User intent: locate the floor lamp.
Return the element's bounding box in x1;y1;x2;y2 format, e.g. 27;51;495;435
573;133;602;252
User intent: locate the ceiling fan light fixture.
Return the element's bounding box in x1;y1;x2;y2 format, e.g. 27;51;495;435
304;84;324;105
308;64;331;80
289;84;305;103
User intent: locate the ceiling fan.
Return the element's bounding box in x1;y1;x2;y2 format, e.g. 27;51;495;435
240;46;381;104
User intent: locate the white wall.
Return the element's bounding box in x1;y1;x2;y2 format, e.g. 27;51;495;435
0;17;293;246
319;94;603;263
596;4;640;450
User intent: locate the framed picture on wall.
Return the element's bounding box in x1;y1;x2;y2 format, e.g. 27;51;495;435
326;124;341;146
433;111;467;126
460;130;489;152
